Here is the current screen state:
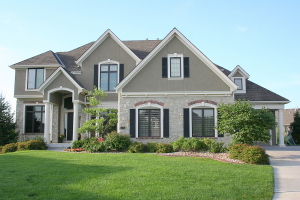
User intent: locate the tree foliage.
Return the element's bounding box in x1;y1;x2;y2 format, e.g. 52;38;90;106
77;87;118;137
0;94;18;146
217;101;275;145
291;110;300;144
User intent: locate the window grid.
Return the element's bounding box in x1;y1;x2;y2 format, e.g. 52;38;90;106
25;106;45;133
138;109;160;137
100;64;117;91
192;108;214;137
27;68;44;89
170;57;181;77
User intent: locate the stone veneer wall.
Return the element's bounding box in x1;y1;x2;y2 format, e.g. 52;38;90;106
16;99;44;141
118;95;234;146
51;105;59;143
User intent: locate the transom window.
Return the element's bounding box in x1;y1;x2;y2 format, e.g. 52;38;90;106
138;109;160;137
27;68;44;89
170;57;181;77
100;64;117;91
25;106;45;133
192;108;214;137
234;78;243;90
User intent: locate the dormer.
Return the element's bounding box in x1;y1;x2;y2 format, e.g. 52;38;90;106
228;65;250;93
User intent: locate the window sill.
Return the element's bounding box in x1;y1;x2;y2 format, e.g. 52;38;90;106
23;133;44;135
167;78;183;80
136;137;164;139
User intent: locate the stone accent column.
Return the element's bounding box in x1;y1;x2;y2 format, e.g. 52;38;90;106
278;109;286;147
44;102;51;144
73;102;79;142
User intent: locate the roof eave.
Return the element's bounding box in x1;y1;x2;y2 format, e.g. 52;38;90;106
10;64;61;69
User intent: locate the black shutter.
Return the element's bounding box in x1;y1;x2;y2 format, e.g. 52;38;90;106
163;109;169;138
183;108;190;137
119;64;124;82
130;109;136;138
93;64;98;88
184;57;189;78
162;57;168;78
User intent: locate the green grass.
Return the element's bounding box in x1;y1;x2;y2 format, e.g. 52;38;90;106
0;151;273;200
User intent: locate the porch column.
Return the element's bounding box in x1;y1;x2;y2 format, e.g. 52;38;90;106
278;109;286;147
44;102;51;144
73;102;79;142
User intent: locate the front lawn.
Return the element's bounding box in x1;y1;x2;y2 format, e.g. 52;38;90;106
0;151;273;200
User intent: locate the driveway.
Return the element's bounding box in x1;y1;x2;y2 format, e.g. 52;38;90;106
264;146;300;200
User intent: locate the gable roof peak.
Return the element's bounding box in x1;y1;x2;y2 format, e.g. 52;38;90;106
228;65;250;79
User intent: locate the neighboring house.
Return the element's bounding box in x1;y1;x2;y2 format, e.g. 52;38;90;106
281;108;300;133
10;28;289;146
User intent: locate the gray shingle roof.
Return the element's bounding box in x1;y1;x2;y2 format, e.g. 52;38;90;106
10;39;289;103
12;50;61;66
122;40;162;59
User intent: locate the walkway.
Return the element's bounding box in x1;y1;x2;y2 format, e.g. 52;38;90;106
264;146;300;200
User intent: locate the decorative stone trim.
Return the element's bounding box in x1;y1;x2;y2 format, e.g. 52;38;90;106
188;100;218;106
134;100;164;107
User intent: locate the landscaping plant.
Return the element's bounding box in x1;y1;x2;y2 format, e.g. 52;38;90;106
290;110;300;144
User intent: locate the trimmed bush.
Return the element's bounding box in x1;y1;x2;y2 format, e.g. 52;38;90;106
26;140;47;150
156;143;173;153
72;139;91;149
203;139;226;153
0;146;2;153
229;144;248;159
2;143;18;153
105;132;131;151
240;146;270;165
146;142;158;153
127;142;146;153
83;141;107;153
17;142;29;150
181;138;207;152
172;137;185;151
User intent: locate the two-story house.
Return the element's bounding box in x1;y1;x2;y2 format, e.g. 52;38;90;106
10;28;289;147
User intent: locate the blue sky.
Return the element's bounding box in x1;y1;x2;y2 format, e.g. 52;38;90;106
1;0;299;112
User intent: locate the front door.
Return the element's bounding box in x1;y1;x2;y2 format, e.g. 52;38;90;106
67;112;73;141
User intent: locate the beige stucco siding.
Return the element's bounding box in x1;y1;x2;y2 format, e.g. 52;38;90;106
14;69;42;96
46;68;57;79
123;36;230;92
232;71;243;77
75;35;136;101
43;72;79;101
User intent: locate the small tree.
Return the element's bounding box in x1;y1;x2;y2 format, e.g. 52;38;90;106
0;94;18;146
217;101;275;145
77;87;118;137
291;110;300;144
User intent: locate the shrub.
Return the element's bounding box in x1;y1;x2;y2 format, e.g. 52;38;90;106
127;142;146;153
172;137;185;151
0;146;2;153
146;142;158;153
2;143;18;153
156;143;173;153
72;139;90;149
229;144;248;159
181;138;207;152
105;132;131;151
203;139;225;153
83;141;107;153
17;142;29;150
26;140;47;150
240;146;270;165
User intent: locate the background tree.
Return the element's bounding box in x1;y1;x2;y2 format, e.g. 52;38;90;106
77;87;118;137
217;101;275;145
290;110;300;144
0;94;18;146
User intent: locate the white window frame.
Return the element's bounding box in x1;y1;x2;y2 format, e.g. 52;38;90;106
189;102;218;137
98;59;119;93
135;102;164;138
168;53;183;79
233;77;246;93
25;68;46;91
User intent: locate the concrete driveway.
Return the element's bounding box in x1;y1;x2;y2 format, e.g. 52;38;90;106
264;146;300;200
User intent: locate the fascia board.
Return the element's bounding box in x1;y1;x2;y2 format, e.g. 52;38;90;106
228;65;250;79
249;101;291;104
116;28;238;92
76;30;141;66
10;64;61;69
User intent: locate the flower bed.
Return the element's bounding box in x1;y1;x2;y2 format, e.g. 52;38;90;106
64;148;85;152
